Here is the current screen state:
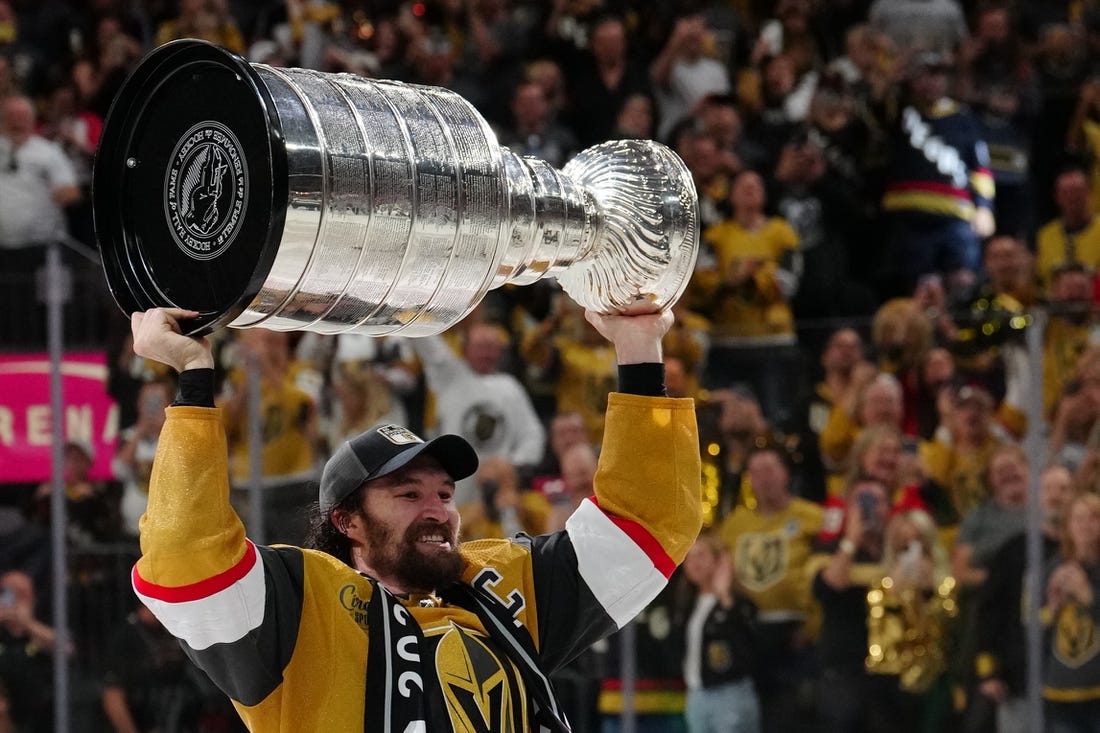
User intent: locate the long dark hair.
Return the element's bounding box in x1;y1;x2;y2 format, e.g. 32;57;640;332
303;487;364;565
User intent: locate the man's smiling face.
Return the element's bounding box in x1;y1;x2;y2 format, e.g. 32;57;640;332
343;454;465;594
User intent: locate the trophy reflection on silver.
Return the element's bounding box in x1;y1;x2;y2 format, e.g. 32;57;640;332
93;40;699;336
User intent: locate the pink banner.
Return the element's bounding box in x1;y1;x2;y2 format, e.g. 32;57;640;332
0;352;118;482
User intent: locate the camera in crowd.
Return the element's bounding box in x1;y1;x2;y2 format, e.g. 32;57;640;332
948;295;1031;358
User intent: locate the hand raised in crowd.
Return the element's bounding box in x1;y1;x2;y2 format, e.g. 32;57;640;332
1047;561;1094;611
476;456;521;519
935;382;955;431
727;257;762;288
972;207;996;239
1077;78;1100;112
840;361;879;416
0;592;34;636
711;546;737;608
978;677;1009;704
665;15;704;56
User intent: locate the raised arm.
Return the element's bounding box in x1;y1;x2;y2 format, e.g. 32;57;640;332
128;308;255;610
526;307;702;669
127;309;293;706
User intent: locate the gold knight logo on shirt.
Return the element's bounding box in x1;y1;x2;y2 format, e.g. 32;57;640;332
1054;604;1100;669
734;532;788;591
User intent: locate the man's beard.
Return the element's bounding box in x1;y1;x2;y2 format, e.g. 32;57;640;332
362;507;465;594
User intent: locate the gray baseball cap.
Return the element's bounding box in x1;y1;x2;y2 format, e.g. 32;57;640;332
319;424;479;517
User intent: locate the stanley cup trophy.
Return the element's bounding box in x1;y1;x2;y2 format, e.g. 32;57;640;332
93;40;698;336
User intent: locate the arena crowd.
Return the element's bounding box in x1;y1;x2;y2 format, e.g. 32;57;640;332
3;0;1100;731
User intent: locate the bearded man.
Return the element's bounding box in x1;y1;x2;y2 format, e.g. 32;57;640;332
127;305;701;732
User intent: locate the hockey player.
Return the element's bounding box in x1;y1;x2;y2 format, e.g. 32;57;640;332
126;305;702;732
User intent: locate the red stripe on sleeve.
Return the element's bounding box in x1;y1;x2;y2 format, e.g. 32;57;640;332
132;540;258;603
590;498;677;579
885;181;971;199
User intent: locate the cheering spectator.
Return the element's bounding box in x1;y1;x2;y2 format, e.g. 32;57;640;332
691;169;801;424
529;410;592;504
0;570;58;733
718;446;821;733
412;321;546;474
1032;23;1092;221
155;0;245;53
919;383;1010;523
0;94;80;343
957;4;1038;238
1043;264;1098;419
880;52;995;297
34;439;116;545
677;531;761;733
863;509;956;730
1042;492;1100;730
520;297;617;444
967;463;1072;733
950;444;1030;696
744;53;806;161
497;80;577;172
819;368;904;489
609;91;655;140
1068;77;1100;213
1036;166;1100;290
812;476;892;732
112;379;173;539
458;455;551;540
702;383;805;517
327;358;406;443
650;12;731;140
792;328;865;501
773;126;877;336
565;15;652;147
219;329;318;484
546;441;598;534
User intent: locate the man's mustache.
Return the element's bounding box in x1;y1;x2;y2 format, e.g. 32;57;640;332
403;520;457;545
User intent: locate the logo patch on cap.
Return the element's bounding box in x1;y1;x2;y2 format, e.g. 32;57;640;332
376;424;424;445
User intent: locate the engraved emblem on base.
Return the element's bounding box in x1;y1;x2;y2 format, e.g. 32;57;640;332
94;40;699;336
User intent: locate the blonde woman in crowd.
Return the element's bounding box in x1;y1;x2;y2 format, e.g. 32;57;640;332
327;360;408;449
678;531;761;733
866;509;956;730
1042;492;1100;732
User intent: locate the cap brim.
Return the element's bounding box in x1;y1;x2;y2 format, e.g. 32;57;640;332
371;434;480;484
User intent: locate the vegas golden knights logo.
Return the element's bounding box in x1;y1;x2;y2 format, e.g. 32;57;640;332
734;532;787;592
1054;604;1100;669
431;623;528;732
